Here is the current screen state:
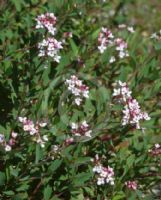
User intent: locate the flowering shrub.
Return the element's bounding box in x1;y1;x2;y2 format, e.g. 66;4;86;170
0;1;161;199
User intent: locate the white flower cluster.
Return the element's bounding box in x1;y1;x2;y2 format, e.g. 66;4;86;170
93;164;115;185
150;30;161;40
118;24;135;33
35;13;57;35
115;38;129;59
38;37;63;63
65;75;89;105
18;117;48;148
0;131;18;152
113;81;151;129
50;145;61;160
71;121;92;137
36;12;63;63
98;27;129;62
98;27;114;54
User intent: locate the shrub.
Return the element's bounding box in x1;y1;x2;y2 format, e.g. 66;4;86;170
0;1;161;199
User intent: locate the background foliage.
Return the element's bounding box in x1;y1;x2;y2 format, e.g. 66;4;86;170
0;0;161;199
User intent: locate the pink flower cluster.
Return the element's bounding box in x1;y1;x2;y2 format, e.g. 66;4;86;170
125;180;137;190
71;121;92;137
113;81;150;129
148;144;161;156
98;27;129;62
18;117;48;148
93;164;115;186
0;131;18;152
38;37;63;63
65;75;89;105
98;27;114;53
36;12;63;63
92;155;115;186
115;38;129;59
36;13;57;35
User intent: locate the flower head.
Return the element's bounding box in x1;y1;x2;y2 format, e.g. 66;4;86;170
38;37;63;63
98;27;114;53
19;117;48;148
113;81;150;129
93;163;115;186
36;13;57;35
125;181;137;190
70;121;92;137
65;75;89;105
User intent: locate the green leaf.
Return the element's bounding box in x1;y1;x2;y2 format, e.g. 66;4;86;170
72;172;92;186
48;159;62;173
3;190;15;196
126;154;135;168
69;39;79;57
43;185;52;200
11;0;24;11
35;144;43;164
0;172;6;186
12;192;28;200
154;42;161;50
16;184;30;192
41;76;61;114
50;196;61;200
112;192;126;200
74;157;91;165
91;29;100;40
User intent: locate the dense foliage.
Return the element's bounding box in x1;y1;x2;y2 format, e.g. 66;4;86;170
0;0;161;199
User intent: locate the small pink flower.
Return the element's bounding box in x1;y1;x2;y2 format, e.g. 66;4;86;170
65;137;74;146
11;131;18;138
9;138;16;146
115;38;127;51
125;181;137;190
63;32;73;38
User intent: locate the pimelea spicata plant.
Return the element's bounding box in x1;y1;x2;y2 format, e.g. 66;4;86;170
0;1;160;199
